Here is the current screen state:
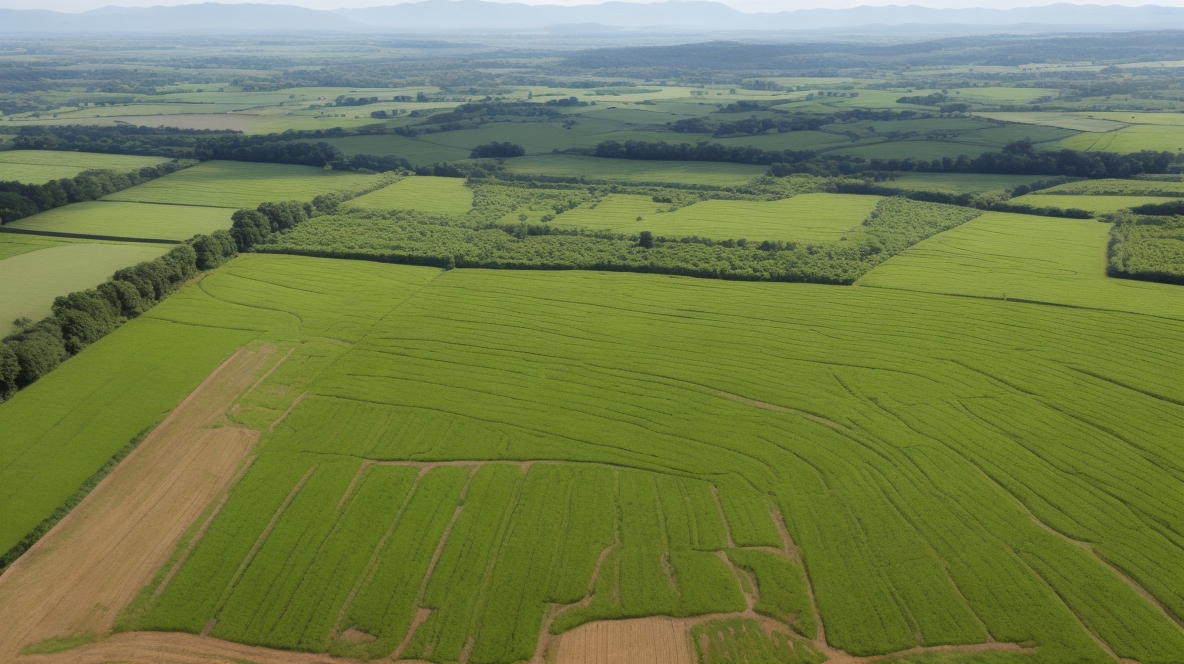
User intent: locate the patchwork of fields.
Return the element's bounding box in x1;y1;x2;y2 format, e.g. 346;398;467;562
0;235;1178;661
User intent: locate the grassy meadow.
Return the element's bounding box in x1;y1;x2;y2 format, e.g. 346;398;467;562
857;211;1184;318
552;193;881;243
344;176;473;213
1009;193;1183;213
103;161;382;208
0;151;172;184
500;155;768;186
5;201;232;241
0;238;171;336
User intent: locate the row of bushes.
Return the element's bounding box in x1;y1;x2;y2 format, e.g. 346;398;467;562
0;231;237;402
1106;211;1184;285
592;138;1181;179
0;159;195;225
834;179;1091;217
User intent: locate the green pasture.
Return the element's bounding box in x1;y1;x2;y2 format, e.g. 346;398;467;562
344;177;473;214
38;252;1170;663
6;202;232;241
874;172;1055;194
0;238;170;337
858;211;1184;318
1040;178;1184;196
0;150;171;184
552;193;881;243
500;155;766;186
1058;124;1184;153
1009;194;1183;213
103;161;381;209
975;112;1129;133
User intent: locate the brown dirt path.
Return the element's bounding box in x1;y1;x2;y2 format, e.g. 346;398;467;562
0;344;279;660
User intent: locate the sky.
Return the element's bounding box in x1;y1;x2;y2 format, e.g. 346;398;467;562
3;0;1184;16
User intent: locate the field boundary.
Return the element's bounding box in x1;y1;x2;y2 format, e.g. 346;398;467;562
0;226;182;245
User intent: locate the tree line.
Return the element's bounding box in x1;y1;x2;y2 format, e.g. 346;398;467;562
592;138;1180;179
0;160;196;225
0;231;237;402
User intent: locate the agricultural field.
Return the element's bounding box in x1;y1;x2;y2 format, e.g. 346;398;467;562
344;176;473;214
103;161;383;209
0;237;170;336
0;252;1180;663
551;193;881;243
500;155;767;186
6;30;1184;664
1009;193;1182;213
0;151;171;184
5;201;232;241
857;211;1184;318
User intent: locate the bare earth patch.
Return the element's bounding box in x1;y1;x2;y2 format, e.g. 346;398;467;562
555;616;696;664
0;344;279;660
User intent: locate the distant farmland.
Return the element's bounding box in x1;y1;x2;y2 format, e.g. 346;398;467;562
0;151;171;185
103;161;383;209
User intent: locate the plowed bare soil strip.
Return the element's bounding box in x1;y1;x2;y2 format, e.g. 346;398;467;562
555;617;695;664
0;344;278;660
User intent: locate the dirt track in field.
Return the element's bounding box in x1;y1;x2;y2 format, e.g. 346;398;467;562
0;344;279;660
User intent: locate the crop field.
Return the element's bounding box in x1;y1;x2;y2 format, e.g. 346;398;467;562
344;176;473;214
5;201;233;241
873;172;1056;194
0;150;171;184
1040;178;1184;196
975;112;1129;132
1;248;1167;663
857;211;1184;318
500;155;767;186
0;239;171;337
1009;193;1183;213
1058;124;1184;153
552;193;881;242
103;161;382;208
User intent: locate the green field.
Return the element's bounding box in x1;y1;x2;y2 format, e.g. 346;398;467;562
500;155;767;186
103;161;382;209
872;172;1058;194
1010;193;1183;213
5;202;233;241
344;176;473;214
0;238;171;337
0;150;172;184
1;247;1170;662
552;193;881;242
857;211;1184;319
1058;124;1184;153
1039;178;1184;197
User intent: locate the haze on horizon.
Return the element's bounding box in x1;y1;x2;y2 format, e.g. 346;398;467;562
4;0;1184;17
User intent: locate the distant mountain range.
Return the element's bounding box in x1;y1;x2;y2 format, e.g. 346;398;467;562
4;1;1184;33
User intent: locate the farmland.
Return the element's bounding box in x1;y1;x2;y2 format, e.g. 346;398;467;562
552;193;882;243
0;238;171;336
3;29;1184;664
0;151;171;184
0;245;1177;662
5;201;232;241
345;176;473;214
103;161;383;209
